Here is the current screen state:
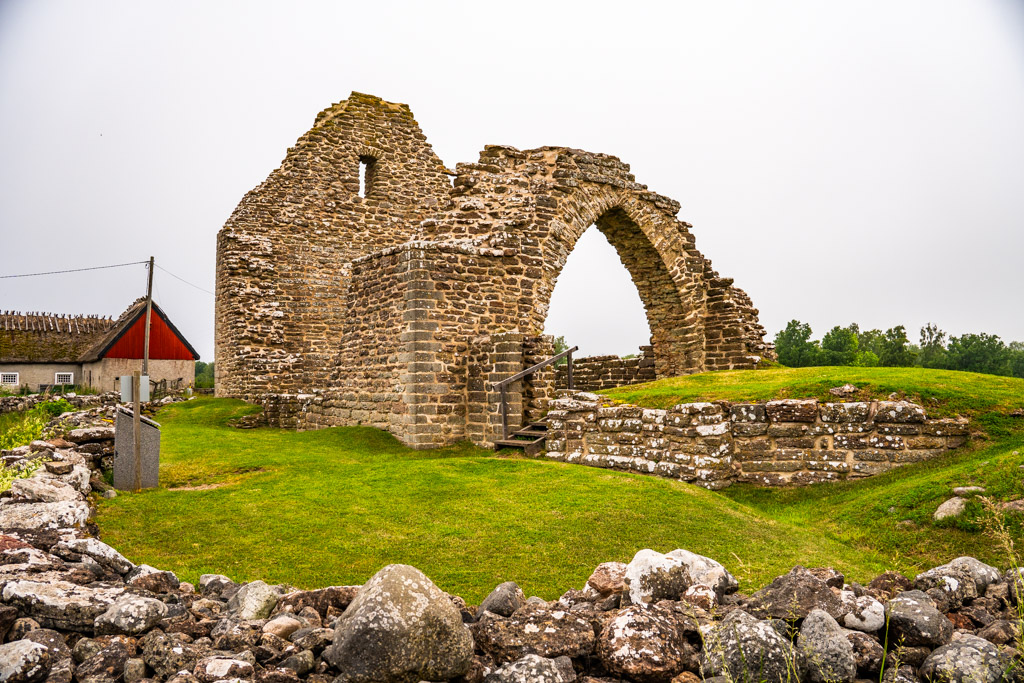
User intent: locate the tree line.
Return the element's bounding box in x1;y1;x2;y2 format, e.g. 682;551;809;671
774;321;1024;379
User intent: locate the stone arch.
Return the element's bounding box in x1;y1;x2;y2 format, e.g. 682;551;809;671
534;189;705;377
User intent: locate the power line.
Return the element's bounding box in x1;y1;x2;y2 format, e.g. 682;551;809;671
0;260;148;279
155;264;215;296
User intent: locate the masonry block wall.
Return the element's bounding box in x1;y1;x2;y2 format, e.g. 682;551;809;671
544;394;968;488
217;92;774;448
555;346;657;392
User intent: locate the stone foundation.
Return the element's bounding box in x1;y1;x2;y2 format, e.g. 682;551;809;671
544;394;969;488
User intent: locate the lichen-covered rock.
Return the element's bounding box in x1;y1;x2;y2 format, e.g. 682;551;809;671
624;548;737;605
0;641;50;683
125;564;180;593
51;538;133;575
937;557;1001;594
478;582;526;617
141;631;204;679
227;580;281;620
473;604;595;664
194;656;254;683
323;564;473;683
94;595;167;635
596;604;694;680
482;654;575;683
76;641;130;682
586;562;627;597
0;501;91;531
918;633;1006;683
796;610;856;683
7;480;79;505
884;590;953;647
1;580;121;632
746;566;845;621
64;427;114;444
839;591;885;632
700;610;796;683
844;629;883;677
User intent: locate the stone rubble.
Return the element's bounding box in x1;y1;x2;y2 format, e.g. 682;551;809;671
0;405;1021;683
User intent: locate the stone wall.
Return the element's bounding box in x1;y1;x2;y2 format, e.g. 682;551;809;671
544;394;969;488
216;92;774;448
555;346;657;392
0;391;120;415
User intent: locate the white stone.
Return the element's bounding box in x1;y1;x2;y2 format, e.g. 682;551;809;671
934;497;966;521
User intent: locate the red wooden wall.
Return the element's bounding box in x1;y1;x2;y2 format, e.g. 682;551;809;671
104;313;196;360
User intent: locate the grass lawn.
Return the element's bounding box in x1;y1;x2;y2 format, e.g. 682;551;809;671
96;367;1024;603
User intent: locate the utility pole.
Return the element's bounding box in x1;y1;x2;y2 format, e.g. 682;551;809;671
143;256;154;376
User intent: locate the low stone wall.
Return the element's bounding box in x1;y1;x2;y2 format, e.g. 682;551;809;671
555;346;656;392
544;393;969;489
0;392;119;415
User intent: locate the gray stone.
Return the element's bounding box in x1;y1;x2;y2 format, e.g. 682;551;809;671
227;580;280;620
845;629;884;677
0;501;91;531
194;656;253;683
7;479;79;504
479;581;526;618
112;409;160;491
123;658;146;683
76;641;130;682
914;564;978;611
125;564;180;593
797;609;856;683
483;654;575;682
953;486;986;496
946;556;1002;594
0;580;122;632
933;497;966;521
596;604;692;680
94;595;167;635
279;650;314;677
884;590;953;647
701;610;796;683
0;641;50;683
324;564;473;682
65;427;114;444
918;633;1006;683
51;538;134;575
472;604;595;664
623;548;737;605
839;591;885;632
746;565;845;621
141;631;202;679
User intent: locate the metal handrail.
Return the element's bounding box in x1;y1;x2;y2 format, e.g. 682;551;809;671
491;345;577;440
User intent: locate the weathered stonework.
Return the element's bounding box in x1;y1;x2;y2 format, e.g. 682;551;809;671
544;394;969;489
216;92;771;447
555;346;657;392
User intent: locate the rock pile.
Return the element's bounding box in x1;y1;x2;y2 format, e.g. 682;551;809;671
0;405;1020;683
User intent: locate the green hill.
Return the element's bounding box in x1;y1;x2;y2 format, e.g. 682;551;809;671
95;367;1024;603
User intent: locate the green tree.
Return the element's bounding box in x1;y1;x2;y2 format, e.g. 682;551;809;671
820;325;859;366
1008;341;1024;379
945;333;1009;375
194;361;215;389
774;320;820;367
879;326;916;367
856;328;886;358
918;323;948;369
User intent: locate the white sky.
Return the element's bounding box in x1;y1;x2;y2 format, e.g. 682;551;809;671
1;0;1023;360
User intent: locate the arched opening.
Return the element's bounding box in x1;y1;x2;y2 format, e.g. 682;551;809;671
544;225;651;357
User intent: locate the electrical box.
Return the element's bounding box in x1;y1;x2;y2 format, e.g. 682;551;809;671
119;375;150;403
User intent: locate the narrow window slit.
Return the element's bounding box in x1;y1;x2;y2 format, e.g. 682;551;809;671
358;156;377;198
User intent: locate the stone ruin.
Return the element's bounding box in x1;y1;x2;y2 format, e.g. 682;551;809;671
216;93;771;449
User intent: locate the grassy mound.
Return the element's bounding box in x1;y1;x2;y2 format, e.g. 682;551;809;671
604;366;1024;576
96;368;1024;603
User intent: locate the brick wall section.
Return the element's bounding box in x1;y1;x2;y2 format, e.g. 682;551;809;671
544;394;968;489
217;93;775;448
555;346;657;392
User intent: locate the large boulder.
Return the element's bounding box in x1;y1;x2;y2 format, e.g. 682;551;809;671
324;564;473;683
701;610;796;683
1;580;121;632
478;582;526;618
473;604;595;663
929;557;1001;595
482;655;575;682
624;549;737;605
746;566;845;621
796;610;856;683
94;595;167;635
918;633;1006;683
596;604;694;680
0;641;50;683
884;590;953;647
914;564;977;612
7;479;79;505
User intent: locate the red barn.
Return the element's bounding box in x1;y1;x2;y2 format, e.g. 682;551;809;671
0;298;199;392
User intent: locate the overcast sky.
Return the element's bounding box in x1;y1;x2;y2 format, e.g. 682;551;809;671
2;0;1023;361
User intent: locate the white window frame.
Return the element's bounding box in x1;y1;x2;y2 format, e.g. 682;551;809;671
55;372;74;385
0;372;18;385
